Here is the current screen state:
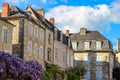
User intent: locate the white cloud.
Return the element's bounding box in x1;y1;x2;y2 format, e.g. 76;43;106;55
41;0;47;4
31;4;39;8
46;2;120;33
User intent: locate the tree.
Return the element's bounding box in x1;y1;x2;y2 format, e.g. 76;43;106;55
0;52;44;80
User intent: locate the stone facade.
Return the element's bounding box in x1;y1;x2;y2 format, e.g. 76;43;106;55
0;4;46;69
54;28;74;70
70;28;114;80
0;18;14;54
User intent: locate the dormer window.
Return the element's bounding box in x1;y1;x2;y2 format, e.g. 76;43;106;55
72;42;77;50
84;42;90;50
60;31;63;42
96;41;102;50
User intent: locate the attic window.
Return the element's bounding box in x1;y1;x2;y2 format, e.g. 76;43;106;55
84;42;90;50
96;41;102;50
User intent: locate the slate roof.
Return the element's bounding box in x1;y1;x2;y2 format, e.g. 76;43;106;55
70;31;107;41
25;6;54;30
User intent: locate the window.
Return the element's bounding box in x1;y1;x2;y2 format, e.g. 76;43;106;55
34;27;38;37
39;46;43;58
47;48;51;61
28;41;32;53
96;41;102;50
34;44;38;57
60;32;63;42
96;70;103;80
84;53;90;65
40;29;44;41
96;54;102;65
54;47;58;59
2;27;8;43
28;23;32;35
72;42;77;50
63;51;66;62
48;33;51;44
84;42;90;50
84;71;90;80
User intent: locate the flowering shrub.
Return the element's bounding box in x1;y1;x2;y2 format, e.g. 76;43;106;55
0;52;44;80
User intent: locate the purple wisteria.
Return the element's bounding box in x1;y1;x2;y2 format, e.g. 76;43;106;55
0;51;44;80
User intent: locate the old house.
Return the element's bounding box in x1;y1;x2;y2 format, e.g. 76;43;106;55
25;6;54;67
70;28;114;80
1;3;45;68
54;27;74;70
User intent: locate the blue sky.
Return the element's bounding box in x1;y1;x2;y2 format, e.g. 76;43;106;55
0;0;120;50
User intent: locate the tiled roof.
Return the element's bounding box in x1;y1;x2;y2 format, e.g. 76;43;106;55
70;31;107;41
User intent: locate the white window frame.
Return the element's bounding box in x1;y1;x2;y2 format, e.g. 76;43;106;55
84;42;90;50
72;42;77;50
28;23;33;35
96;41;102;50
39;46;43;58
96;54;102;65
54;47;58;59
34;44;38;57
28;41;32;53
2;27;8;43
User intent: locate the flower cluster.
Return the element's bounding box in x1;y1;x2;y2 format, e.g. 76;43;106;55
0;52;44;80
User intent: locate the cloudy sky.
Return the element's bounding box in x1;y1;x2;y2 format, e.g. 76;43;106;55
0;0;120;50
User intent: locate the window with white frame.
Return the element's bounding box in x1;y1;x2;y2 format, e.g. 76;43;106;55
96;54;102;65
34;27;37;37
72;42;77;50
2;27;8;43
41;30;44;41
84;53;90;65
39;46;43;58
84;71;90;80
28;23;32;35
84;42;90;50
96;41;102;50
34;44;38;57
28;41;32;53
96;70;103;80
54;47;58;59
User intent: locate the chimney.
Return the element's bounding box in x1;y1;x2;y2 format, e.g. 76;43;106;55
36;8;45;17
66;29;70;36
80;28;87;35
1;3;10;17
118;39;120;52
50;18;54;25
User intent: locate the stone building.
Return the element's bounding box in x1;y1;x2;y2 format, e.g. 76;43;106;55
0;17;14;54
25;6;54;66
69;28;114;80
115;39;120;67
54;27;74;70
0;3;45;68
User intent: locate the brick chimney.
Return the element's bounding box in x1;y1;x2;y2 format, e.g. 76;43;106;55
1;3;10;17
66;29;70;36
80;28;87;35
36;8;45;17
50;18;54;25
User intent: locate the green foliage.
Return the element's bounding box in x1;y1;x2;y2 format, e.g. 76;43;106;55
67;72;79;80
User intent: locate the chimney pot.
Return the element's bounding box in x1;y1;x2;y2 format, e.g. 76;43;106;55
1;3;10;17
80;28;87;35
66;29;70;36
36;8;45;17
50;18;54;25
